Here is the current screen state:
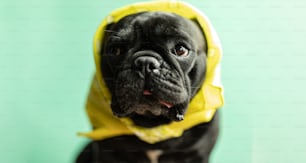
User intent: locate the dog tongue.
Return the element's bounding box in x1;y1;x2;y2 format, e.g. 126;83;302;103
143;90;152;95
143;90;173;108
158;100;174;108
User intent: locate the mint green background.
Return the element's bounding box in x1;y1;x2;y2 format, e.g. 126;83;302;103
1;0;306;163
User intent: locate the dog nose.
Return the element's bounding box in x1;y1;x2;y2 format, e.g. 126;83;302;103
134;56;161;72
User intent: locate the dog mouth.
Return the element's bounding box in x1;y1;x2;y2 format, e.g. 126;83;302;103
113;87;186;124
111;66;188;123
130;90;186;122
143;90;174;109
131;90;174;117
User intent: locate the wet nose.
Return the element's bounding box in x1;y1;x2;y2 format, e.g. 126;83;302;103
134;56;161;72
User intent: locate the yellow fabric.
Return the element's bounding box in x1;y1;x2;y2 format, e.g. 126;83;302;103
78;0;224;144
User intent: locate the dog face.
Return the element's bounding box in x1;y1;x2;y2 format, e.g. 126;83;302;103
100;12;207;127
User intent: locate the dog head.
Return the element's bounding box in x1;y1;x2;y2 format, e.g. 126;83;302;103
99;12;207;127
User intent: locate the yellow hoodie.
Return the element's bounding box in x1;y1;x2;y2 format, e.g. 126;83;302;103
79;0;224;144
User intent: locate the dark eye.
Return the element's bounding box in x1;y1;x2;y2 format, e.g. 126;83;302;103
109;47;122;56
172;44;189;57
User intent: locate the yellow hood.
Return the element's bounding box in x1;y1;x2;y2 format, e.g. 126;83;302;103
79;0;224;144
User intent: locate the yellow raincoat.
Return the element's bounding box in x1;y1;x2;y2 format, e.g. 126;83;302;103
79;0;224;144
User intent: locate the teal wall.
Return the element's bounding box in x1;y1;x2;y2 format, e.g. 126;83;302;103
1;0;306;162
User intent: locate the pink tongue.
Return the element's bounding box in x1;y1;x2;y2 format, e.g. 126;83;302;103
143;90;173;108
158;100;173;109
143;90;152;95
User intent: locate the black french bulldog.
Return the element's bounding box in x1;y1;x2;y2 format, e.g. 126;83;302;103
77;12;219;163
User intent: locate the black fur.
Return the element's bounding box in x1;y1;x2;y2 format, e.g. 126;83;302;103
77;112;219;163
77;12;219;163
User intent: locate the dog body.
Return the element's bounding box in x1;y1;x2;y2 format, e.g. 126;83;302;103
77;3;223;163
77;113;219;163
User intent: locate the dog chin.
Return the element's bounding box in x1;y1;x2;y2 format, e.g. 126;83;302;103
134;105;168;117
113;101;187;123
113;101;172;118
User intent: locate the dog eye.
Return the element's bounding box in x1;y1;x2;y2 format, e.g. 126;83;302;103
173;45;189;57
110;47;122;56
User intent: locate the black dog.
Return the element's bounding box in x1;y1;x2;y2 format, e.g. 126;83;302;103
77;11;220;163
